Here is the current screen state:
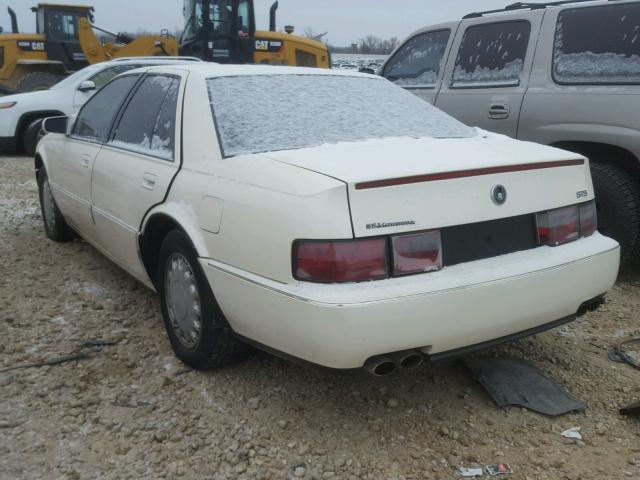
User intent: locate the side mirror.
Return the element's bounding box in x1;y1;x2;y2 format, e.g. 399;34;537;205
43;116;69;135
78;80;96;92
358;67;376;75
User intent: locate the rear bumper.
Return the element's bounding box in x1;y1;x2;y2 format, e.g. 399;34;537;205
0;136;17;153
201;234;620;369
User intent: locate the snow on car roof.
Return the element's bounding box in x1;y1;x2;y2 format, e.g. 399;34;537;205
143;63;375;79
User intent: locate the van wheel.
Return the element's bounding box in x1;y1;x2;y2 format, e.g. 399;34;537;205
590;162;640;267
23;118;46;156
158;230;247;370
37;168;73;242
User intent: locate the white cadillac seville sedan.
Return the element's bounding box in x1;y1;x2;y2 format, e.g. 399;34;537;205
35;64;620;375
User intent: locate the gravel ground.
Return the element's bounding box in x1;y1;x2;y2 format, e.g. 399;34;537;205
0;154;639;480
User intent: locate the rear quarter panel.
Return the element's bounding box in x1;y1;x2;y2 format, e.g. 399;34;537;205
519;6;640;160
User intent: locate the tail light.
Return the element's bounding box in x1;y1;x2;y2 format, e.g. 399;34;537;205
392;231;442;276
537;201;597;246
294;239;388;283
579;200;598;237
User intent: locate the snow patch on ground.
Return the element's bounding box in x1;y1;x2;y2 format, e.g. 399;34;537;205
64;280;110;298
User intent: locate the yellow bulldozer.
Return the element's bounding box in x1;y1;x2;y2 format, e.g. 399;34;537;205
179;0;330;68
0;4;179;94
0;1;330;94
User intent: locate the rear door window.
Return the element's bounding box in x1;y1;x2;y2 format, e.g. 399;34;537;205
383;30;451;87
72;75;139;142
554;3;640;84
451;21;531;88
110;75;180;160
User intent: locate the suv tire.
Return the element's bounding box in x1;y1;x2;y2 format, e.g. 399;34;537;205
158;230;247;370
590;162;640;267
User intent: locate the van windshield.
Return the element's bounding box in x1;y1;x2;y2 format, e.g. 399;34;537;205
207;74;475;158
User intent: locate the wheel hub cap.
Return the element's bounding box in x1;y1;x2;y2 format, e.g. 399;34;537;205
165;253;202;348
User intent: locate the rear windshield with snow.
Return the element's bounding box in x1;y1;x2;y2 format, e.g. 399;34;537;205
207;75;475;158
554;3;640;84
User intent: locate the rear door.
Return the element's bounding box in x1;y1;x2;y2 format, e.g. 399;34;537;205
49;74;139;236
91;72;184;279
382;28;454;104
436;12;544;137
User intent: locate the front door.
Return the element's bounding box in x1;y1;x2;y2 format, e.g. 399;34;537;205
91;73;184;279
50;74;140;235
435;12;544;138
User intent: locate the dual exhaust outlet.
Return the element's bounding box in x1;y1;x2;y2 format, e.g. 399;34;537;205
364;349;425;376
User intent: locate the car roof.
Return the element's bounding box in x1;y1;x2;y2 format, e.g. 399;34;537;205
129;63;378;79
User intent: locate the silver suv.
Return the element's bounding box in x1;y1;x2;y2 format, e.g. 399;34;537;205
381;0;640;266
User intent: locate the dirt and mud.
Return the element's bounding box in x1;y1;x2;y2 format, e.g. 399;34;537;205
1;154;639;480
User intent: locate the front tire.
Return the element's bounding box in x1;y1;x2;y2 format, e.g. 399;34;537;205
590;162;640;267
158;230;246;370
37;168;73;242
23;118;46;156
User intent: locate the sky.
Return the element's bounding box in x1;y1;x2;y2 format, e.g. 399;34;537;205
1;0;509;46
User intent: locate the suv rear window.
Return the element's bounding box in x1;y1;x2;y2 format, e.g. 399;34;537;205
383;30;451;88
554;3;640;84
452;21;531;88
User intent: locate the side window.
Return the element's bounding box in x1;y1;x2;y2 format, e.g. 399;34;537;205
90;64;143;89
72;75;139;142
111;75;180;160
452;21;531;88
554;3;640;84
383;30;451;87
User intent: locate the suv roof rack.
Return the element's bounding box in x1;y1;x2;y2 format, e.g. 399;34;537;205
108;56;203;62
463;0;620;19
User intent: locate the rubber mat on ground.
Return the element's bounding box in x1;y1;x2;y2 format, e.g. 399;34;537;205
464;357;586;416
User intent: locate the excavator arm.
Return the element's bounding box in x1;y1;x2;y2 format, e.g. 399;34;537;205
78;17;179;64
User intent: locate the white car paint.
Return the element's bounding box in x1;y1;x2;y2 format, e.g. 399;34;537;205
0;57;201;152
36;64;620;370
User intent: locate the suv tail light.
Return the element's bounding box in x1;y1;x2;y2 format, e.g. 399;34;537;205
537;201;597;246
392;231;442;276
294;239;388;283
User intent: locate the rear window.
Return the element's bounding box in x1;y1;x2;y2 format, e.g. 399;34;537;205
452;21;531;88
554;3;640;84
207;74;475;158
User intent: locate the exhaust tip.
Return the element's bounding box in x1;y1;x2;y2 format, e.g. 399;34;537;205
400;353;424;370
364;356;397;376
373;361;396;376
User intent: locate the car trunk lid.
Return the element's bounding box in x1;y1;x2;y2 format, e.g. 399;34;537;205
265;135;593;237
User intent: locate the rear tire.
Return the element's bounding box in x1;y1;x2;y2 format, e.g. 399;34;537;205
16;72;65;93
158;230;247;370
23;118;46;156
590;162;640;267
37;168;73;242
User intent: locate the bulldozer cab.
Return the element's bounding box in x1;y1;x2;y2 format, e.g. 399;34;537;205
180;0;255;63
32;3;93;70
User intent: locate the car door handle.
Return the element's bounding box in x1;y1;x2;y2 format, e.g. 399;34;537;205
142;173;157;190
81;154;92;168
488;103;511;119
